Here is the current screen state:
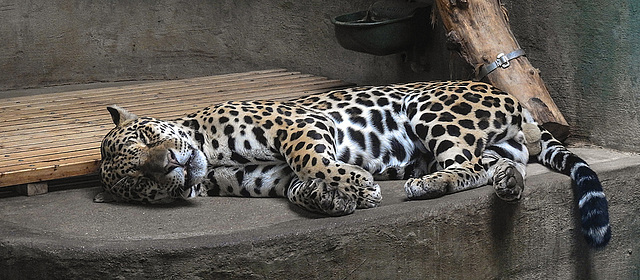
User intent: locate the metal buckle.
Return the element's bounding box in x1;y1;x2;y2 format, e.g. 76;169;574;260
496;53;510;68
476;49;525;81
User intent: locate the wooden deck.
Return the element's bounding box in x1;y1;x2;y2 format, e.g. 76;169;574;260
0;69;352;190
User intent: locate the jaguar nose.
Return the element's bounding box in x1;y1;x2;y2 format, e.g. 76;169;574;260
165;149;182;174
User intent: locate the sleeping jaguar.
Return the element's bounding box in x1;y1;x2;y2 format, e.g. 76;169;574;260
95;81;611;248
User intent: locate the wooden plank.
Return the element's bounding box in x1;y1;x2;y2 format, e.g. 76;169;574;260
1;143;98;168
0;72;307;119
0;84;344;145
0;75;324;124
0;157;101;187
0;71;311;117
0;78;344;132
0;69;289;108
0;70;352;188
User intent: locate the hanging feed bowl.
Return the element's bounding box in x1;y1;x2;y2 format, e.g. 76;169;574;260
331;10;416;56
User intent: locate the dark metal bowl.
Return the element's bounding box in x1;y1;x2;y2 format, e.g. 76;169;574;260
331;10;415;56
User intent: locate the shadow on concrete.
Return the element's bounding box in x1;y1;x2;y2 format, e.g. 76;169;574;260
489;194;520;278
570;188;595;280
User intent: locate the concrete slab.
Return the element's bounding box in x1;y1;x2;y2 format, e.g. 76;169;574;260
1;147;639;279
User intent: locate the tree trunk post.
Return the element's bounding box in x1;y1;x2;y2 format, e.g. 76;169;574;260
435;0;570;140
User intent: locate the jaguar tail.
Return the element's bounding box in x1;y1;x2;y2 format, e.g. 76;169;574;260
535;127;611;248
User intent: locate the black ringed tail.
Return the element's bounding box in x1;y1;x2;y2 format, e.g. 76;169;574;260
536;128;611;248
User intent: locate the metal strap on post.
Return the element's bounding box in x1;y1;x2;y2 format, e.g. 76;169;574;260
476;49;526;80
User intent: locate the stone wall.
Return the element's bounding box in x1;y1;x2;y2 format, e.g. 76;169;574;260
0;0;467;90
1;0;638;152
503;0;640;152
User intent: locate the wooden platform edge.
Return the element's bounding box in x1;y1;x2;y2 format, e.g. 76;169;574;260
0;160;101;188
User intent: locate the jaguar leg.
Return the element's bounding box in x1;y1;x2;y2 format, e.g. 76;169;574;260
404;160;490;199
201;164;295;198
277;120;381;215
404;138;490;199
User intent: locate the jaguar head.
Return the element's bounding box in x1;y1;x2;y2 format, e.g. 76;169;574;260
95;105;207;204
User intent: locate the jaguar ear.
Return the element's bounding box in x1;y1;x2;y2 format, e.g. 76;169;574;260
107;105;138;127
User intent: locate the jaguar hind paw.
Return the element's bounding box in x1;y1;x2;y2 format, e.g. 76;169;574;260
404;173;451;199
493;164;524;202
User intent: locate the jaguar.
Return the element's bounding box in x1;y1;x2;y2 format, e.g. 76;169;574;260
95;81;611;248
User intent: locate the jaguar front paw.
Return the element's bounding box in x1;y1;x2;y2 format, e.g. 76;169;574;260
289;178;357;216
355;181;382;209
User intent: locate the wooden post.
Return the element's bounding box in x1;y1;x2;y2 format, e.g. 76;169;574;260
435;0;570;140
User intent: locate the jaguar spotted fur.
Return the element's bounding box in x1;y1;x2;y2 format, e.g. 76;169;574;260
95;81;611;248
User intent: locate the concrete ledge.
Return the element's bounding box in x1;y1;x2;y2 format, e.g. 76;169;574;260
1;148;639;279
